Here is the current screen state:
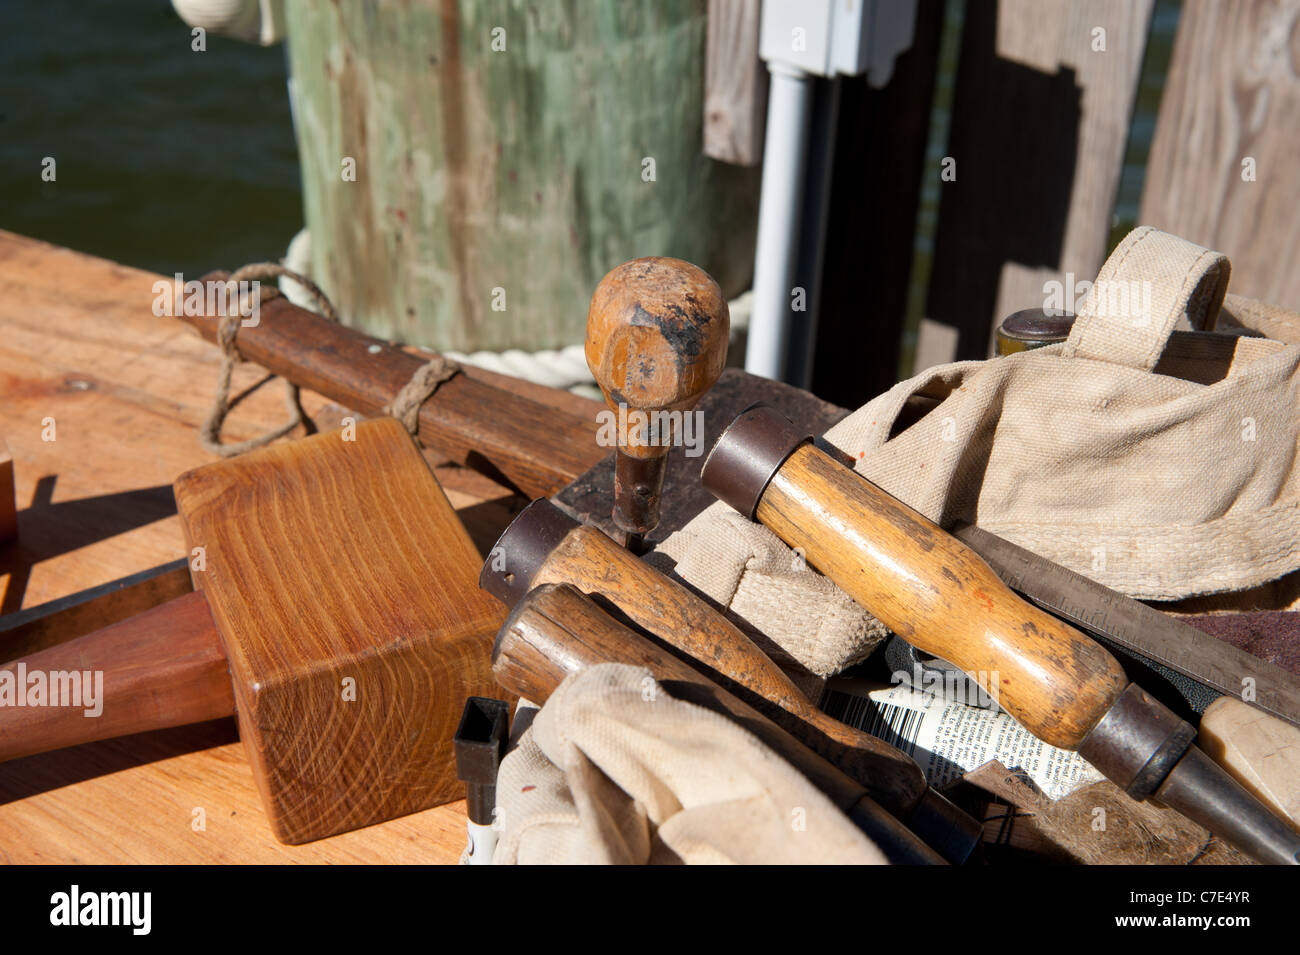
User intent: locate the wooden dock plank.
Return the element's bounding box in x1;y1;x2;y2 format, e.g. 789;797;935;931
1139;0;1300;310
0;230;517;863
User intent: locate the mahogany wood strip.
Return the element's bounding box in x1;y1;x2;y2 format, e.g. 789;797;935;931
173;416;503;843
758;444;1128;749
180;285;603;497
0;590;233;762
0;561;193;662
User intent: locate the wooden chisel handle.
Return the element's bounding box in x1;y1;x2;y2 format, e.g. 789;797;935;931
494;584;946;864
0;591;235;762
483;500;928;813
540;525;925;807
702;409;1128;751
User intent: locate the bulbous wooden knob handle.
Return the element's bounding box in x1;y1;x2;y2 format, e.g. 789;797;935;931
585;257;729;542
585;257;730;447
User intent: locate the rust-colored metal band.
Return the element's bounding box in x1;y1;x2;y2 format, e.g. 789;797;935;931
700;404;813;520
478;498;580;608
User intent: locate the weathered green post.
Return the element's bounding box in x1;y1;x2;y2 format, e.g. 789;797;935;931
284;1;759;352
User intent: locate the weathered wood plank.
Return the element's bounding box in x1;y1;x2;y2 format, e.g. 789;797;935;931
0;231;519;862
919;0;1154;367
703;0;768;165
1139;0;1300;309
284;1;760;352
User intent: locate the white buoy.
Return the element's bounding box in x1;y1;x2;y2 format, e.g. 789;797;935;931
170;0;285;46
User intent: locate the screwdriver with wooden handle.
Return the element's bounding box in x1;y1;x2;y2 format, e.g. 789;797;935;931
585;257;730;552
479;498;981;862
700;404;1300;865
494;582;946;864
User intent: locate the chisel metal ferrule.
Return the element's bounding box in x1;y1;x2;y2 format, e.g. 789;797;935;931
701;404;813;519
1077;684;1196;800
479;498;580;608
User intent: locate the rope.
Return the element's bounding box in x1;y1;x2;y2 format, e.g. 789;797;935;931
200;262;460;457
381;354;461;433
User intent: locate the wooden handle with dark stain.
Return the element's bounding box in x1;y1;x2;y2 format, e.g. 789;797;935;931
180;280;603;498
758;445;1128;750
0;591;235;762
585;257;729;461
493;583;944;863
529;524;926;813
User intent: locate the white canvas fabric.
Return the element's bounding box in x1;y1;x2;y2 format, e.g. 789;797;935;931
491;665;887;865
657;227;1300;676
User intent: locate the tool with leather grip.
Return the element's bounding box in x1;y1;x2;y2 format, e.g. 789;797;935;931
493;582;946;864
479;498;980;863
701;404;1300;865
585;257;730;551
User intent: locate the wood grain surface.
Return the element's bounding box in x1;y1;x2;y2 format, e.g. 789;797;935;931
0;590;233;763
1200;696;1300;829
703;0;768;165
0;230;522;862
757;444;1128;749
531;523;927;813
919;0;1154;367
1139;0;1300;310
173;417;503;843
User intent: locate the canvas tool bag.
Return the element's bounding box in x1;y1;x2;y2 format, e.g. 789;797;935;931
491;664;886;864
656;226;1300;677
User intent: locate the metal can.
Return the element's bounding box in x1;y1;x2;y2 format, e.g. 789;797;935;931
995;308;1076;355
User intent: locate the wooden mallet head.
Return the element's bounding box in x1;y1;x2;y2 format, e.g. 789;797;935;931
0;418;504;844
585;257;729;547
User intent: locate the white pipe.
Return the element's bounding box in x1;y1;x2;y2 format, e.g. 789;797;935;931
745;64;815;382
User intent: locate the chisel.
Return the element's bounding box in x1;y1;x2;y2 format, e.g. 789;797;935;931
949;522;1300;730
494;582;947;864
479;497;981;863
701;404;1300;865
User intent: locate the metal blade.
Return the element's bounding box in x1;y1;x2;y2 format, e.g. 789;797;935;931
951;522;1300;731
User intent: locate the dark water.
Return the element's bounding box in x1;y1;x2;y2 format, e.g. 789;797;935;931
0;0;302;276
0;0;1176;316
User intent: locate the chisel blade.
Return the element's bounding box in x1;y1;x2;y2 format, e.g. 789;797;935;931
950;522;1300;732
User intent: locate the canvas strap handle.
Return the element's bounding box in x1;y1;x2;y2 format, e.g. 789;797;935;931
1060;226;1231;371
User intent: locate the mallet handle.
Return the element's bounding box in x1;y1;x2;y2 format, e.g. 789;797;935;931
0;591;233;762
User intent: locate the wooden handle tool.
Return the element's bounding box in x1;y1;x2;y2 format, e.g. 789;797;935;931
179;276;603;499
0;417;502;844
585;258;730;549
701;405;1300;865
1199;697;1300;831
494;582;946;864
478;498;980;862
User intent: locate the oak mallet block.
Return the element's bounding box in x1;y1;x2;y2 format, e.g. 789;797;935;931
172;416;502;843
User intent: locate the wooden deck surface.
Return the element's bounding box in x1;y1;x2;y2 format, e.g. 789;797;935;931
0;230;544;863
